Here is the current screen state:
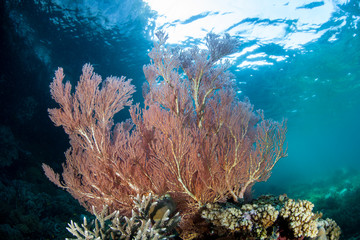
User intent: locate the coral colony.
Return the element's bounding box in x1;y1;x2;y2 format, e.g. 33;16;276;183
43;32;340;239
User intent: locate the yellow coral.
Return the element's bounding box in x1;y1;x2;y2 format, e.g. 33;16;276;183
257;204;279;228
201;203;246;231
316;218;341;240
325;218;341;240
201;196;341;240
202;201;279;238
280;199;319;238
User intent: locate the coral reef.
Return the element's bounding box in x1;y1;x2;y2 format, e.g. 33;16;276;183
315;218;341;240
201;201;279;238
43;32;287;236
265;168;360;239
279;199;319;238
66;194;180;240
201;195;341;240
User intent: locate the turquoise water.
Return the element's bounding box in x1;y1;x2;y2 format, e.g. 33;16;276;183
1;0;360;239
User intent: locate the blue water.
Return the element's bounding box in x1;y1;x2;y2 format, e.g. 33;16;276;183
1;0;360;239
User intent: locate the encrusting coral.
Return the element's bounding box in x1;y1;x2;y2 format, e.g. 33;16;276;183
200;195;341;240
314;218;341;240
279;199;319;238
201;202;279;238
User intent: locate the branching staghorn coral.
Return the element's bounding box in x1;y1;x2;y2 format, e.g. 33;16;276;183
66;194;180;240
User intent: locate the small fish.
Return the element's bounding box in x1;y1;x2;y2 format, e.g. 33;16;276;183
149;194;176;222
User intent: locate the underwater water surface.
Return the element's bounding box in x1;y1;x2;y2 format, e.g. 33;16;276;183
0;0;359;239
